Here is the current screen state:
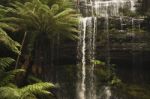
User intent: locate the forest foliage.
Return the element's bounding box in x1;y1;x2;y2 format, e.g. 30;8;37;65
0;0;150;99
0;0;79;99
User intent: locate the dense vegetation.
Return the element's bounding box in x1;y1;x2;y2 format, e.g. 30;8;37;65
0;0;78;99
0;0;150;99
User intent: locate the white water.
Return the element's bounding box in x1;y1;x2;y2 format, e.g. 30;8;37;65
77;17;97;99
80;17;88;99
78;17;93;99
93;0;136;17
104;86;112;99
77;0;137;99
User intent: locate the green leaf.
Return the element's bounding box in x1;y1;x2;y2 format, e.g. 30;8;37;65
0;28;21;54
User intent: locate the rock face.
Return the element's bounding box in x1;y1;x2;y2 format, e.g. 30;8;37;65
76;0;148;99
141;0;150;12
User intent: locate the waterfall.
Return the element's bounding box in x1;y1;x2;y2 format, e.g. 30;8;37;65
88;17;97;99
130;0;136;11
77;0;137;99
77;16;97;99
77;17;93;99
81;17;87;99
104;86;112;99
120;17;123;31
93;0;137;17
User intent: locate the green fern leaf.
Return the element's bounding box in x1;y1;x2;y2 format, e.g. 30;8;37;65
0;57;15;71
0;28;21;54
20;82;55;96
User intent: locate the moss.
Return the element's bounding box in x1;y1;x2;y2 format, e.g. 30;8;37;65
127;84;150;99
112;83;150;99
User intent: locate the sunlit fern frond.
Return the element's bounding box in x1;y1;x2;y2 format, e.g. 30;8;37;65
0;28;21;54
20;82;55;98
0;22;18;31
54;8;76;19
0;86;38;99
0;82;55;99
0;87;20;99
0;6;21;54
20;82;55;94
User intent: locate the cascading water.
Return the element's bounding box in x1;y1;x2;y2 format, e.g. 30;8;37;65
77;17;93;99
104;86;112;99
80;17;88;99
87;17;97;99
77;0;137;99
77;16;97;99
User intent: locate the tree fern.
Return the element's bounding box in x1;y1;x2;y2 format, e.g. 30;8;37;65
1;0;79;39
0;0;79;58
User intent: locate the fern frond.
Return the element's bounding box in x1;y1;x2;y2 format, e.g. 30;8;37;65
20;92;37;99
20;82;55;96
0;22;17;31
0;87;20;99
54;8;75;19
50;4;59;15
0;28;21;54
0;82;55;99
0;57;15;71
0;69;25;86
57;0;73;10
